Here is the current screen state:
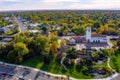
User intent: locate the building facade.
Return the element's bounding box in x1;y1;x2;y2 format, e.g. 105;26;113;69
86;27;107;43
69;27;107;44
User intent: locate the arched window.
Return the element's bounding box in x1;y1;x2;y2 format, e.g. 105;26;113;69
88;39;90;43
98;40;100;43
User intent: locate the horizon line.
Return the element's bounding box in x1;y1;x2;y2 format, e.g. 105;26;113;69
0;9;120;12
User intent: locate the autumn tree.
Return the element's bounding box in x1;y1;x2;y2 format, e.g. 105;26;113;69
60;40;66;48
49;32;59;54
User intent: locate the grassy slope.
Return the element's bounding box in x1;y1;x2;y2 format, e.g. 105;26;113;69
109;50;120;73
20;55;91;79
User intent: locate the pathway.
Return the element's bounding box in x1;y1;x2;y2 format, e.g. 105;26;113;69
61;55;67;70
107;58;115;72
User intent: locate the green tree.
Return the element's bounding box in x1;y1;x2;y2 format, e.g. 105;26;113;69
117;40;120;50
92;52;99;60
33;35;48;54
93;21;101;28
14;34;25;43
73;26;85;35
7;42;29;63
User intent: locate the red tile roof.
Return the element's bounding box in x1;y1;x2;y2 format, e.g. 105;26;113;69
91;34;106;38
70;36;86;41
70;34;106;41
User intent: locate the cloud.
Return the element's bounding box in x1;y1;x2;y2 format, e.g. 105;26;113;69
0;0;20;2
0;0;120;11
0;0;21;4
41;0;79;2
5;0;20;1
67;0;120;10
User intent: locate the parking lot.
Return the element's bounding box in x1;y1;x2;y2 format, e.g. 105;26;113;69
0;63;68;80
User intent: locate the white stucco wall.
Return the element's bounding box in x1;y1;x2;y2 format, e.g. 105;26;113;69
91;37;107;43
86;27;91;42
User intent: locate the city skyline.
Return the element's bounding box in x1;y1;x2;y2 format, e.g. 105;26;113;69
0;0;120;11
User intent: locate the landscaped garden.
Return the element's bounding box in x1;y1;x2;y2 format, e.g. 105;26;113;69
19;48;114;79
21;55;92;79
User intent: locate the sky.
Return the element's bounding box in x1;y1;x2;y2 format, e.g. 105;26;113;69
0;0;120;11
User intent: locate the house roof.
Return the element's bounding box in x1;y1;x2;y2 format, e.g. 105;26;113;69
29;23;42;27
70;34;106;42
70;36;86;41
0;28;5;31
91;34;106;38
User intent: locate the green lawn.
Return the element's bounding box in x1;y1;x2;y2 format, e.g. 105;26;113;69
93;61;108;68
109;50;120;73
20;55;91;79
110;41;117;45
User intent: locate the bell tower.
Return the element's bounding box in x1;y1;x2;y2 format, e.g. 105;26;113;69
86;27;91;42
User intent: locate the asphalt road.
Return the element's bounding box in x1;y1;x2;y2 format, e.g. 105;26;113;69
0;15;28;43
0;64;57;80
12;14;28;32
111;74;120;80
